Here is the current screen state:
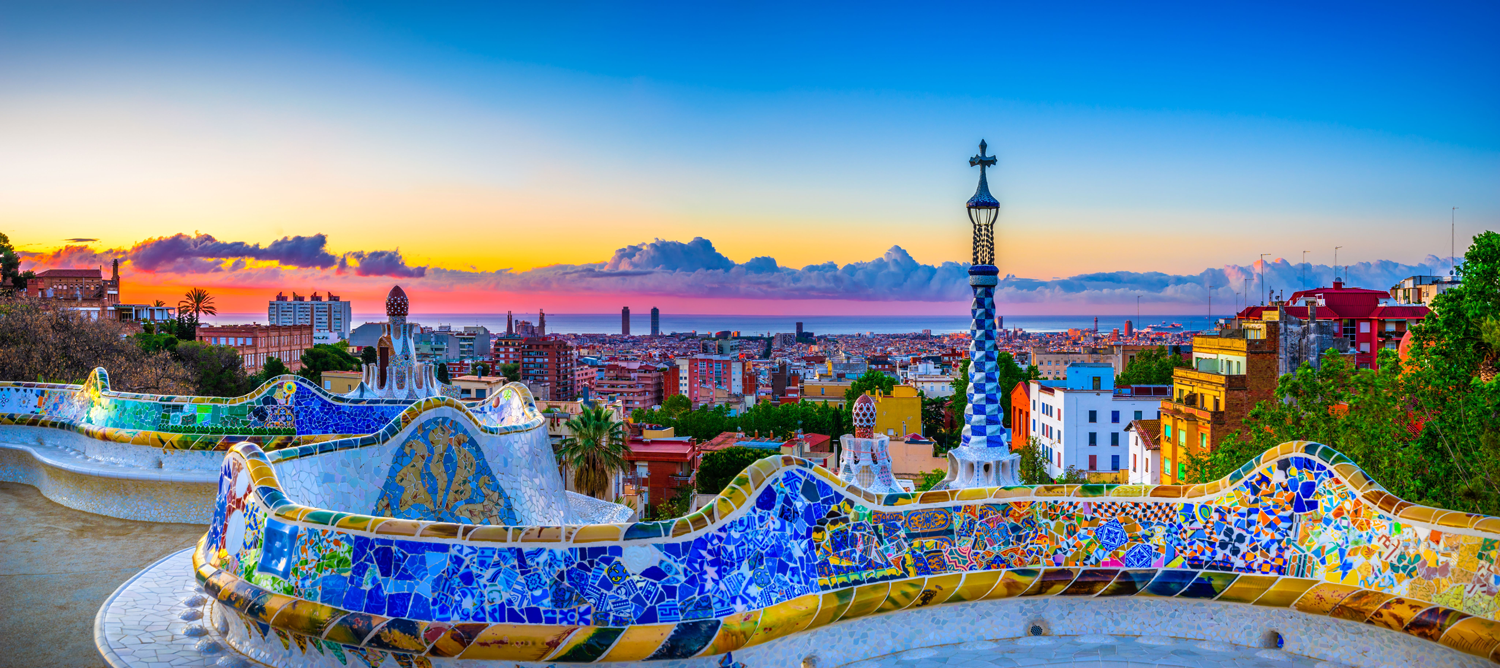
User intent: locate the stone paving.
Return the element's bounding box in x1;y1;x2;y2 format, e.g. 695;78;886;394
0;481;204;668
836;635;1336;668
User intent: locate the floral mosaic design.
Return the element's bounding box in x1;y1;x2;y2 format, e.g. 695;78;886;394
371;417;519;526
199;441;1500;665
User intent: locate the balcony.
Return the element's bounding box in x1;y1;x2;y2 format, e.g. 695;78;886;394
1159;399;1224;424
1171;367;1246;389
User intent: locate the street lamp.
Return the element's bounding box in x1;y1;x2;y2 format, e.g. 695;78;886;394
967;140;1000;266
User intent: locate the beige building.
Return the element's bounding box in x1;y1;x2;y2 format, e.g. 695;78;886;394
1029;347;1110;380
800;381;853;407
321;370;362;394
451;374;508;401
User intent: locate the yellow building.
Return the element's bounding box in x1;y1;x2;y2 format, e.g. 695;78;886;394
1158;331;1277;484
320;370;362;394
866;385;923;438
801;381;853;407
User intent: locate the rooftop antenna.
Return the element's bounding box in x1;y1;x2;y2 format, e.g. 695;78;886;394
1334;246;1342;282
1301;250;1309;289
1453;207;1458;277
1259;254;1269;306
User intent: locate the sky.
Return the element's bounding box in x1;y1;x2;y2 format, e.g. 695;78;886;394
2;1;1496;315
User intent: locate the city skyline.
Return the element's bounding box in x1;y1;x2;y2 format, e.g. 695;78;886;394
4;2;1495;314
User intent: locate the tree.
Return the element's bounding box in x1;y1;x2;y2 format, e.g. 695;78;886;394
152;299;166;307
915;469;947;492
662;393;692;417
296;344;361;382
845;369;896;404
1017;436;1089;484
498;362;520;382
950;359;971;425
557;405;629;499
0;295;191;392
360;346;378;365
993;351;1038;428
1117;346;1190;385
261;356;290;379
696;447;766;495
435;364;451;383
0;233;35;292
178;288;217;324
174;341;253;397
473;362;490;377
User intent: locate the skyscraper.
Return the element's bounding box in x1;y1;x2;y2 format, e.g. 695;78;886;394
538;310;546;336
506;311;514;336
650;307;660;336
796;321;804;340
621;307;631;336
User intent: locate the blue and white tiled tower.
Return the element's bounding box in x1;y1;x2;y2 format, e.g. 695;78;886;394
941;141;1021;488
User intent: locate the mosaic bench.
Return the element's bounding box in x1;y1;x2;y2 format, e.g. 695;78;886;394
183;435;1500;667
0;369;556;523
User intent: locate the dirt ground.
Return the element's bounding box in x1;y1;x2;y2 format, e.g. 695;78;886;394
0;482;206;668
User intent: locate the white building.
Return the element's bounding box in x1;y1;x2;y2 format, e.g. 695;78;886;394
1030;364;1168;481
1125;419;1162;485
907;374;956;398
268;291;352;338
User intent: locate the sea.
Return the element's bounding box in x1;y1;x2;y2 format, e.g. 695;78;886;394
205;313;1230;336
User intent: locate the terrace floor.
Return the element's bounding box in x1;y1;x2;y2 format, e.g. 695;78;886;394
0;482;205;668
836;635;1332;668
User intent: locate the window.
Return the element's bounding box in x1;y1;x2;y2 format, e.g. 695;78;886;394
1164;458;1172;478
1089;432;1097;446
1088;410;1097;423
1200;433;1207;449
1178;461;1185;479
1091;376;1101;390
1111;432;1120;446
1111;410;1120;424
1111;455;1120;471
1132;454;1137;471
1164;424;1173;439
1134;410;1142;420
1178;429;1186;446
1089;454;1097;470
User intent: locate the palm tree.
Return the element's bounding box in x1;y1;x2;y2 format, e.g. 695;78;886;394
178;288;217;320
152;299;166;307
557;405;629;499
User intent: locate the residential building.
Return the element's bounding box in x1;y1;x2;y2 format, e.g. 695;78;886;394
520;337;576;401
862;385;923;438
26;261;121;319
799;381;853;407
454;326;492;362
574;362;599;395
671;355;753;408
1125;419;1162;485
268;291;352;338
1390;274;1460;306
1236;280;1429;369
1157;330;1279;484
1030;346;1110;380
414;328;461;362
196;324;313;374
908;373;956;398
348;322;384;351
1029;364;1169;482
112;304;177;325
492;334;523;367
451;375;507;401
624;435;700;512
321;370;362;394
1009;381;1031;448
594;362;666;412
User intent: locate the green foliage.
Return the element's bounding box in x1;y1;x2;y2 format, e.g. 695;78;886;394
435;364;451;383
921;396;950;451
557;405;629;499
296;344;361;382
132;331;179;355
261;356;290;379
0;232;35;292
174;341;253;397
1208;232;1500;515
661;393;692;416
359;346;378;365
473;362;490;377
1117;346;1190;385
696;447;766;495
498;362;520;382
993;351;1036;428
178;287;217;322
633;400;846;444
915;469;947;492
949;359;970;424
1017;437;1088;484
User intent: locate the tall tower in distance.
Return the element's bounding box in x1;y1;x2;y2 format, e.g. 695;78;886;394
621;307;631;336
940;140;1020;489
506;311;514;336
538;310;546;336
650;307;660;336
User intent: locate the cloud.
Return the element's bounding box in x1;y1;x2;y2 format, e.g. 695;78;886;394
16;232;1457;308
128;233;338;272
63;238;97;242
339;250;427;278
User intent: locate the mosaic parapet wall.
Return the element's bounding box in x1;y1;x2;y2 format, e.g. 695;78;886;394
0;367;539;452
195;440;1500;666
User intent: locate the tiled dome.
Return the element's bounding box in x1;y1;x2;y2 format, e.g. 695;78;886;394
385;285;409;317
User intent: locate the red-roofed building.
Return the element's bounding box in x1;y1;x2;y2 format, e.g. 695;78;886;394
1237;280;1429;369
700;431;834;469
25;262;122;319
624;436;701;511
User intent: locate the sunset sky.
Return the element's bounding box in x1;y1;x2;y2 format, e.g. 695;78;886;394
3;2;1495;314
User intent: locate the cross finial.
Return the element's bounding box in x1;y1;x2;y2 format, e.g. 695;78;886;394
970;139;996;171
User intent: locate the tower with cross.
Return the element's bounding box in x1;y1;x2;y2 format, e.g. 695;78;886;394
939;140;1020;489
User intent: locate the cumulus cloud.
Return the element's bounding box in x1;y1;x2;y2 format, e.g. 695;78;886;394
16;232;1457;307
128;233;338;271
339;250;427;278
